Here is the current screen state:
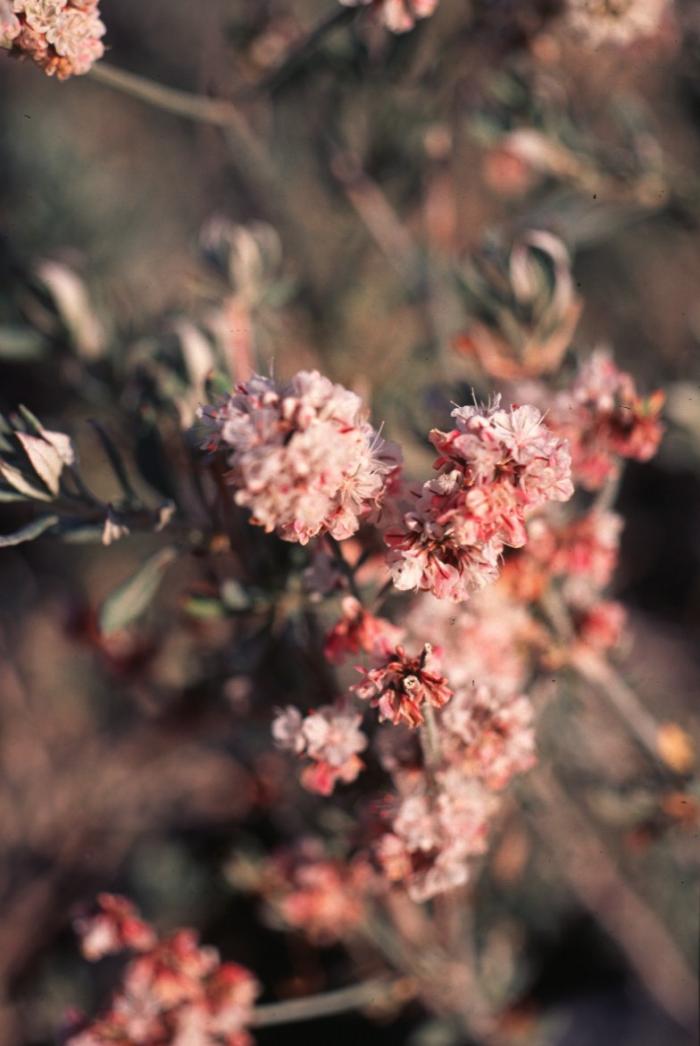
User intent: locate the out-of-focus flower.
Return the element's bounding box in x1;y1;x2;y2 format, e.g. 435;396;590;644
272;703;367;795
262;842;374;943
67;897;259;1045
575;598;627;652
324;595;405;664
536;349;664;489
566;0;670;45
340;0;439;34
199;371;401;545
454;232;582;381
352;644;453;728
378;767;497;901
441;684;537;790
6;0;105;78
386;398;573;602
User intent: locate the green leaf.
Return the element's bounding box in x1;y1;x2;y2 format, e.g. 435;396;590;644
0;514;59;548
99;546;177;635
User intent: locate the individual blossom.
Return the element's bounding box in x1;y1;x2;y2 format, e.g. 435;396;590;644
441;683;537;790
386;398;573;602
377;767;497;901
339;0;439;34
261;842;374;944
352;643;453;728
272;702;367;795
6;0;105;78
199;370;401;545
538;349;664;490
573;597;627;652
566;0;670;46
323;595;405;664
66;898;259;1046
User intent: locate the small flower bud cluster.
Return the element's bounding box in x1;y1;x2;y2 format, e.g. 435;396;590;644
339;0;439;34
2;0;105;78
66;894;259;1046
272;702;367;795
386;399;573;602
199;371;400;545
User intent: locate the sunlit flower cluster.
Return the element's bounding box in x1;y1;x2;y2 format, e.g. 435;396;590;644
340;0;440;34
2;0;105;78
272;702;367;795
66;895;259;1046
200;371;400;544
385;398;573;602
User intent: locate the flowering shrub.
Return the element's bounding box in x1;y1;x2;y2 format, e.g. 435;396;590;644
0;2;697;1043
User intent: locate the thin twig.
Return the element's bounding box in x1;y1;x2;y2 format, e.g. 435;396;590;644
251;976;395;1028
253;8;356;97
87;62;245;127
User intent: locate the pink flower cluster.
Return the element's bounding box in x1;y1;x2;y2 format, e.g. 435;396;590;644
378;767;497;902
261;842;373;943
66;895;259;1046
441;683;536;791
352;643;453;728
339;0;439;34
200;371;400;544
539;350;664;490
1;0;105;78
386;399;573;602
272;702;367;795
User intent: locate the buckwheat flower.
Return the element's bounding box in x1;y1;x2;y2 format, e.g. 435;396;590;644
66;899;260;1046
566;0;669;46
339;0;439;34
75;894;156;961
324;595;405;664
575;598;627;652
387;397;572;601
442;684;537;790
538;350;664;490
264;843;374;944
8;0;104;78
0;4;20;46
272;703;367;795
377;768;497;901
405;588;534;698
271;705;305;754
352;643;453;728
199;371;400;545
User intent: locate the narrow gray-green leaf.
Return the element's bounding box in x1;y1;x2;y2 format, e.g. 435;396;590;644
0;327;47;361
0;462;52;501
99;546;177;635
0;514;58;548
16;432;64;496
